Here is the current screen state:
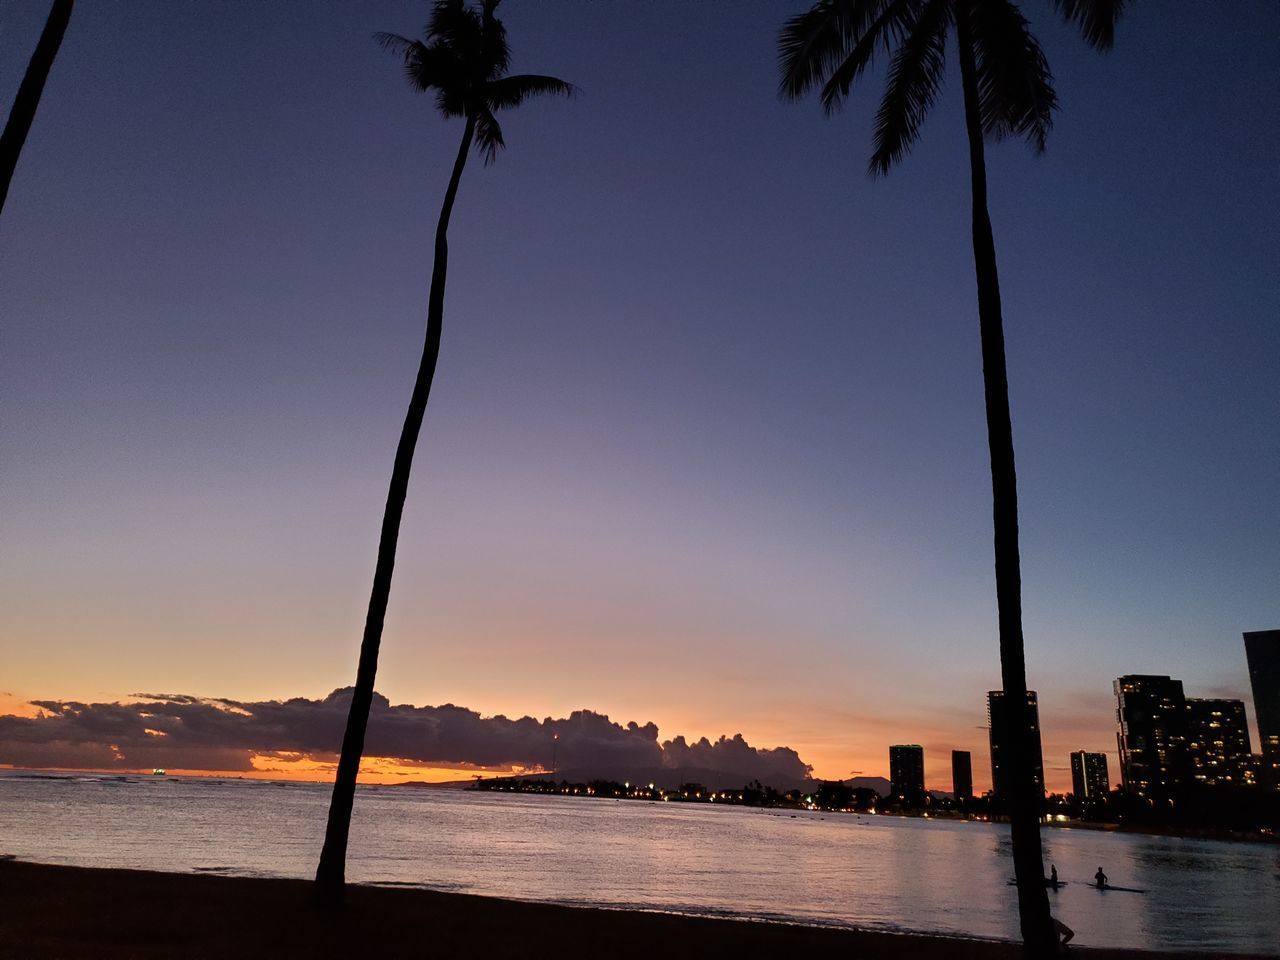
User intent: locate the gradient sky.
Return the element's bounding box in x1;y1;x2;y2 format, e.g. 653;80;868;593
2;1;1277;793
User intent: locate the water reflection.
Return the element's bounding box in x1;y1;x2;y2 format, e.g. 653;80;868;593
0;772;1275;953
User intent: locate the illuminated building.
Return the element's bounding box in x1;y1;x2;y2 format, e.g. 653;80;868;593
1114;675;1187;798
1069;750;1109;801
951;750;973;801
889;744;925;797
1244;630;1280;789
987;690;1044;810
1185;698;1252;786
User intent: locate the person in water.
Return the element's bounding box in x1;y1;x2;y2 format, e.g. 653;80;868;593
1049;864;1059;888
1095;866;1108;889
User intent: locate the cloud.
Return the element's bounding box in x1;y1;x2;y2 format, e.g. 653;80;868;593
0;689;812;787
661;733;809;786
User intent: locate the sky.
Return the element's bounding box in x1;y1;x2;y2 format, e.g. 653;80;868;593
1;1;1277;793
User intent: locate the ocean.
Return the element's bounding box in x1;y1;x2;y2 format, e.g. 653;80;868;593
1;770;1275;953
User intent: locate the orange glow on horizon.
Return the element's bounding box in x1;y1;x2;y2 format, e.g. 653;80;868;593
244;752;521;785
0;694;42;719
1;755;521;786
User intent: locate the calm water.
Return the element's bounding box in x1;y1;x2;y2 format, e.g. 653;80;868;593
1;771;1276;953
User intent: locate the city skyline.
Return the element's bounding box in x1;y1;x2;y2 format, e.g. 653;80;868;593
2;2;1277;796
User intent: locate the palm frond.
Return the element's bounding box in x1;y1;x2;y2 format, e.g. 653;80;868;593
970;0;1057;151
373;31;415;57
473;107;505;165
1053;0;1125;49
869;0;950;175
480;0;511;79
436;86;468;119
820;0;925;114
427;0;476;48
485;74;576;111
374;32;459;94
778;0;863;99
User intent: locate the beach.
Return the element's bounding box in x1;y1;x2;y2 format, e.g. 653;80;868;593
0;860;1266;959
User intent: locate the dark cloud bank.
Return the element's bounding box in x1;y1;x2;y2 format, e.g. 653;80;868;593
0;690;812;789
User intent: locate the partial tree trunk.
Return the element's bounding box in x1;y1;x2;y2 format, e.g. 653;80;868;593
314;115;477;908
955;6;1055;957
0;0;74;218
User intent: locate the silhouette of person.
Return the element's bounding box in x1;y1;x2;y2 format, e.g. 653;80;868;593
1053;916;1075;953
1094;866;1108;889
1049;864;1059;888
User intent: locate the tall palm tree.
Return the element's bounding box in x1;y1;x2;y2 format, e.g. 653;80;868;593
779;1;1123;954
314;0;572;906
0;0;74;218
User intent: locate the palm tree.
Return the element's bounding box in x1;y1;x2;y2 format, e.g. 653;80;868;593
0;0;74;218
779;1;1123;954
314;0;572;906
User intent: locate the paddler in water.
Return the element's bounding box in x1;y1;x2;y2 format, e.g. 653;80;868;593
1094;866;1108;889
1049;864;1059;888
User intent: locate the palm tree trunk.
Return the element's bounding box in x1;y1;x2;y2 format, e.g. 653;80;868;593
955;6;1054;956
0;0;74;218
314;114;476;908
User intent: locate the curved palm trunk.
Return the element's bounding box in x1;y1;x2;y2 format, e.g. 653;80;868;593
0;0;74;218
314;115;476;908
955;7;1054;956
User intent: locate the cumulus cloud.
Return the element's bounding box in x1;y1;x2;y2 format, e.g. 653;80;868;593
661;733;809;787
0;689;812;787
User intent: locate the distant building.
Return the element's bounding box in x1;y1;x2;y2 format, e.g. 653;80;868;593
987;690;1045;810
952;750;973;801
1185;698;1252;787
1244;630;1280;789
1069;751;1109;801
1114;675;1188;798
889;745;925;798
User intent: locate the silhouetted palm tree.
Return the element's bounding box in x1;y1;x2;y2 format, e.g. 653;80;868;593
0;0;74;218
314;0;572;906
779;1;1123;953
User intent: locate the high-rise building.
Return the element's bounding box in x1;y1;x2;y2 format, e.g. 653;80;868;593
952;750;973;801
987;690;1045;809
1114;675;1188;798
889;744;925;798
1185;698;1252;787
1244;630;1280;789
1069;751;1109;801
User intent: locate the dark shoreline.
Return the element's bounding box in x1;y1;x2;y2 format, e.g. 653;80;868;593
0;860;1267;959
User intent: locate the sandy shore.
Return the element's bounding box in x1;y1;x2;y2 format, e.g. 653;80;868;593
0;860;1260;959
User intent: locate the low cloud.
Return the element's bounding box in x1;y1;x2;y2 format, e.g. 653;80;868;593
0;689;812;787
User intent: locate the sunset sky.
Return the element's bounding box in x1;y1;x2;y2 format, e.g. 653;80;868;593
1;2;1277;794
